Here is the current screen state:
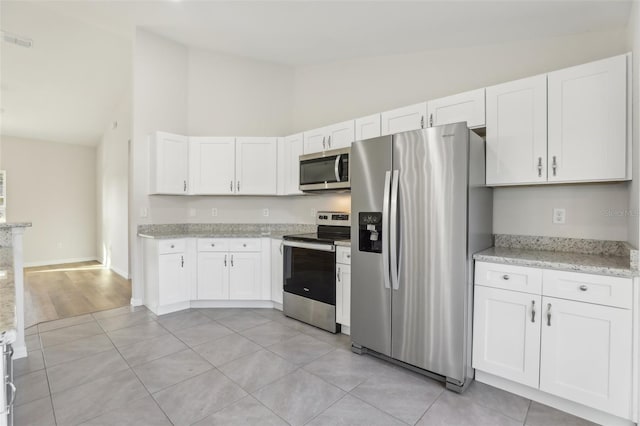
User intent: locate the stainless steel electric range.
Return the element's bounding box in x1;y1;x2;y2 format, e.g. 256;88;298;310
282;211;350;333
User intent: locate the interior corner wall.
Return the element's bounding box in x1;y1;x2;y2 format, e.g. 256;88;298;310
131;29;188;301
98;92;131;278
292;28;631;241
1;135;97;265
627;3;640;248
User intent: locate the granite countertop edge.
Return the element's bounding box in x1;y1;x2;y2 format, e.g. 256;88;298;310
139;231;291;239
0;247;16;344
0;222;32;228
474;247;638;278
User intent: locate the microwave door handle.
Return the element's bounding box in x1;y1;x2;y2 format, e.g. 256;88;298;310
334;155;341;182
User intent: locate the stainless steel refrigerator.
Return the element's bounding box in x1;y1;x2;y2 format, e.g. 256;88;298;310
350;122;493;392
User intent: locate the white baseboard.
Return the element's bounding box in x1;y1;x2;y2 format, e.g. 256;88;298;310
24;257;98;268
475;370;633;426
130;298;143;307
109;265;130;279
12;345;27;360
190;300;276;309
341;325;351;336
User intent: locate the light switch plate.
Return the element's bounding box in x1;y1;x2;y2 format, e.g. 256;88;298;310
140;207;148;218
263;208;270;217
211;208;218;217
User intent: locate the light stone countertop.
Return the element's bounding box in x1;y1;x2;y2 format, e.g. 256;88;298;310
0;222;32;229
0;247;16;345
138;223;317;240
335;240;351;247
474;246;637;278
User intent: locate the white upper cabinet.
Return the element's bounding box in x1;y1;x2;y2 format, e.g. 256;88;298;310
325;120;355;150
427;88;485;128
355;114;382;141
303;120;355;154
150;132;189;195
381;102;427;136
486;75;548;185
303;128;328;154
547;54;628;182
235;137;278;195
539;296;632;418
189;137;236;195
278;134;304;195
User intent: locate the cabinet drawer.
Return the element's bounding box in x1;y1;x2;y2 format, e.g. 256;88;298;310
197;239;230;252
543;270;632;309
229;239;261;252
475;262;542;294
158;239;186;254
336;246;351;265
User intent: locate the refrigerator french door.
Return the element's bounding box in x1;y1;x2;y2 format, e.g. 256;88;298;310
350;123;492;392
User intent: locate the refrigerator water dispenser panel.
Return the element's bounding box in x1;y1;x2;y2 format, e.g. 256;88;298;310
359;212;383;253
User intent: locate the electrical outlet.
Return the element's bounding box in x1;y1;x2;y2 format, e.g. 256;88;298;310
189;208;197;217
553;208;566;224
211;208;218;217
57;242;63;249
262;208;270;217
140;207;148;218
310;208;316;217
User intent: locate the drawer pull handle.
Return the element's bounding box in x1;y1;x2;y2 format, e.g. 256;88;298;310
579;285;588;291
502;275;510;280
531;300;536;323
547;303;552;326
211;244;215;247
231;255;234;267
170;244;175;249
243;244;247;247
224;255;227;267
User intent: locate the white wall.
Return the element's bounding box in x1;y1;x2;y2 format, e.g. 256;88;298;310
291;28;631;241
97;93;131;278
188;48;293;136
1;135;97;265
627;4;640;248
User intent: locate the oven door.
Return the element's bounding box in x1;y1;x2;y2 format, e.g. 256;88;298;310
283;240;336;305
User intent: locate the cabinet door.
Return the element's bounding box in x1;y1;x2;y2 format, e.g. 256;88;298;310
229;252;261;300
548;55;628;182
158;253;189;306
235;137;278;195
539;297;632;418
486;75;548;185
303;128;327;154
380;102;427;136
472;286;541;388
427;88;485;128
150;132;189;194
197;252;229;300
270;239;284;305
325;120;355;150
189;137;236;195
282;134;304;195
336;264;351;327
355;114;382;141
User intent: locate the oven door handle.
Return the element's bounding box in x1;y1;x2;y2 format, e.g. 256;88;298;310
283;241;336;252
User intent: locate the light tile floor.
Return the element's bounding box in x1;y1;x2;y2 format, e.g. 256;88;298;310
15;307;600;426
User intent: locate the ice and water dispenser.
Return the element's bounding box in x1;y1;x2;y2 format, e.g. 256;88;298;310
358;212;383;253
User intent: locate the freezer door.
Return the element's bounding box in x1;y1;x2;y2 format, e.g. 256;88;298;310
350;135;393;356
390;124;469;383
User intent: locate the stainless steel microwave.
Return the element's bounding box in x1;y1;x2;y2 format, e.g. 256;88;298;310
299;147;350;192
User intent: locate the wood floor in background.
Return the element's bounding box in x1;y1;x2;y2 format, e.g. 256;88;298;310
24;261;131;327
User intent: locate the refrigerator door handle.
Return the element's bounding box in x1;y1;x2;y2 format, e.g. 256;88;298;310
382;170;392;290
390;170;400;290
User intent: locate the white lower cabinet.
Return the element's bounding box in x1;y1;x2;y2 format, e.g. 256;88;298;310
270;239;284;306
336;246;351;329
539;296;632;418
196;252;229;300
473;261;633;421
473;286;541;388
196;239;262;300
228;252;261;300
143;238;191;315
158;253;189;306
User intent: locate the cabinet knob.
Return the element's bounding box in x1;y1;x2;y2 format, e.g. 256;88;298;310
170;244;175;248
211;243;215;247
502;274;509;280
579;285;588;291
346;254;351;259
243;243;247;247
